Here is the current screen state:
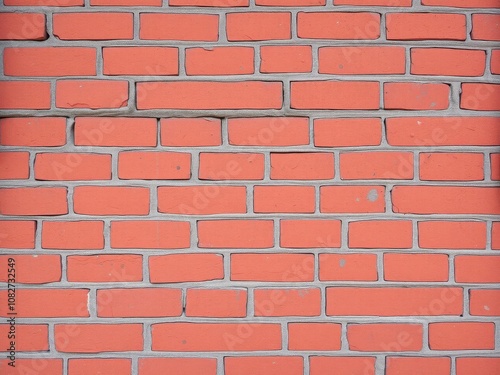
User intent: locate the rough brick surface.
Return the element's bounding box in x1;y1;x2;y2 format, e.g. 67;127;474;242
0;1;498;373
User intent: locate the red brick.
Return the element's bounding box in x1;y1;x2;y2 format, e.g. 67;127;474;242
340;151;413;180
420;152;484;181
74;186;149;215
42;221;104;250
0;254;60;284
118;151;191;180
492;50;500;74
140;13;218;41
231;253;314;282
35;153;111;181
4;0;82;4
137;81;282;110
170;0;248;5
320;46;405;75
152;323;281;351
288;323;341;351
158;186;246;215
53;12;133;40
336;0;410;4
0;187;67;216
348;324;423;351
228;117;309;146
257;0;325;4
280;219;341;248
291;81;379;109
470;289;500;316
386;117;500;146
491;154;500;180
0;221;35;249
384;82;449;110
461;83;500;110
386;13;466;40
0;152;29;179
97;288;182;317
254;185;315;213
185;289;247;317
456;358;500;375
149;254;223;283
423;0;500;6
186;47;254;75
310;357;376;375
75;117;157;147
68;359;131;375
227;12;291;41
0;359;62;375
198;220;273;248
0;289;89;317
56;80;128;109
429;322;495;350
271;153;334;180
67;254;143;282
349;220;413;249
411;48;486;76
327;287;462;316
260;45;312;73
0;117;66;147
314;118;382;147
111;220;190;249
319;253;378;281
139;358;217;375
161;118;222;147
254;288;321;316
0;324;47;351
472;14;500;41
418;221;486;249
455;255;500;283
392;186;500;214
493;222;500;249
386;357;451;375
0;13;46;40
298;12;380;39
103;47;178;75
55;324;143;353
320;185;385;214
384;253;449;282
91;0;161;4
225;357;303;375
0;81;51;109
199;152;264;180
4;47;96;77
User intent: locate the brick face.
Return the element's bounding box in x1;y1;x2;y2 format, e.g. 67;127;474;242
1;1;498;374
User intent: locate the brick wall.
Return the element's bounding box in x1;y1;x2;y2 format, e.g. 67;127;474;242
0;0;499;374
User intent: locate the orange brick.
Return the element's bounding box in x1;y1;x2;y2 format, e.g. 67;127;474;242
140;13;218;41
349;220;413;249
170;0;248;5
423;0;500;6
456;358;500;375
161;118;222;147
319;253;378;281
228;117;309;146
420;152;484;181
314;118;382;147
0;81;51;109
0;359;62;375
320;46;405;74
310;357;376;375
42;221;104;250
53;12;133;40
225;357;303;375
470;289;500;316
0;221;35;249
91;0;161;4
280;219;341;248
327;287;462;316
386;13;466;40
271;152;334;180
4;0;82;4
418;221;486;249
386;357;451;375
384;253;449;282
341;151;413;180
384;82;449;110
455;255;500;283
103;47;178;75
198;220;273;248
0;324;47;351
73;186;149;215
411;48;486;76
320;185;385;214
68;359;131;375
118;151;191;180
35;153;111;181
472;14;500;41
111;220;190;249
158;186;246;215
0;13;46;40
298;12;380;39
199;152;264;180
186;47;254;75
185;289;247;317
97;288;182;317
0;254;60;284
260;45;312;73
429;322;495;350
67;254;143;282
0;152;29;179
149;254;223;283
254;185;315;213
492;222;500;249
257;0;325;4
461;83;500;110
254;288;321;316
288;323;341;351
56;80;128;109
139;358;217;375
0;187;67;216
347;324;423;351
227;12;291;41
0;117;66;147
